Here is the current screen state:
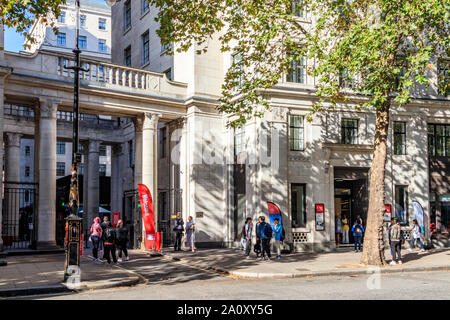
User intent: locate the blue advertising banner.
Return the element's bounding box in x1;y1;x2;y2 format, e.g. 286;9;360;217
412;201;425;234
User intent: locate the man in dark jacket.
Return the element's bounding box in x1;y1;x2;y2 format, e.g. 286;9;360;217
103;221;117;264
100;215;110;259
257;216;272;261
173;212;184;251
115;219;129;262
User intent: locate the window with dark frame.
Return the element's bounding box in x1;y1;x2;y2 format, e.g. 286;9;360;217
98;39;107;52
393;122;406;155
79;163;84;175
57;142;65;155
287;55;307;84
395;185;408;225
25;166;30;177
58;11;66;23
80;15;86;27
291;183;307;228
99;164;107;177
234;126;245;156
159;127;167;158
289;115;304;151
142;0;150;14
124;1;131;30
142;31;150;65
159;191;168;220
428;124;450;157
438;58;449;96
341;119;358;144
56;162;65;176
78;36;87;49
232;53;244;90
128;140;133;167
25;146;31;157
57;33;66;46
124;46;131;67
99;145;107;157
99;18;106;30
290;0;305;18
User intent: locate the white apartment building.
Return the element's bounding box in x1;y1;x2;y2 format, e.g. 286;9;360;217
109;1;450;252
25;0;111;61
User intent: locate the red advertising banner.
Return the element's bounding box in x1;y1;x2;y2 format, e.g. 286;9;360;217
112;212;120;227
315;204;324;214
137;184;161;251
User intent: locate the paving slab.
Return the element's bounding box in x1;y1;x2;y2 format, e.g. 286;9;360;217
161;247;450;279
0;251;141;297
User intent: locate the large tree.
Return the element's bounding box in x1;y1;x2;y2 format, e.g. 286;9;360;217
0;0;66;49
151;0;449;265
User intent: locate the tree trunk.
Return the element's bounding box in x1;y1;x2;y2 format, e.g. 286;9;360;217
360;101;390;266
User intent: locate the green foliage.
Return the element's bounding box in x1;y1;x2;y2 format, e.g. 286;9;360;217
0;0;66;49
150;0;449;127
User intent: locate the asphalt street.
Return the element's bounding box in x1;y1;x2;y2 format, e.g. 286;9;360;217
13;256;450;300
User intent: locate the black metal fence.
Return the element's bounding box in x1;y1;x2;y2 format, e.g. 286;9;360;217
1;182;38;250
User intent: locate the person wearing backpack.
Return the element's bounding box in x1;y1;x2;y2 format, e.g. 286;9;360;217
115;220;129;262
258;216;272;261
351;220;364;252
389;217;403;265
273;218;283;260
103;221;117;264
254;218;263;258
408;219;425;253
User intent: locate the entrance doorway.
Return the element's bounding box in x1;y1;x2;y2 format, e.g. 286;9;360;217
334;167;369;245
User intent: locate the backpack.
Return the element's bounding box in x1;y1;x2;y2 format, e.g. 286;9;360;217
104;227;115;242
264;223;273;238
354;224;363;235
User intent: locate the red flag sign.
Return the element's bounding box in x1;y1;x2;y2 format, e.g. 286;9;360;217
137;184;157;250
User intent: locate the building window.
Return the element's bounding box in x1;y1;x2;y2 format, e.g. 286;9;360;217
159;192;168;220
58;11;66;23
393;122;406;155
24;190;30;203
289;115;304;151
80;15;86;27
234;126;245;156
287;55;307;84
25;166;30;177
395;185;408;225
99;145;107;157
99;164;107;177
124;46;131;67
57;33;66;46
341;119;358;144
124;1;131;30
159;127;167;158
142;31;150;65
57;142;66;155
79;163;84;175
428;124;450;157
291;183;307;228
290;0;305;18
232;53;244;90
142;0;150;14
98;18;107;30
78;144;84;153
98;39;107;52
339;69;356;89
25;146;31;157
56;162;65;176
78;36;87;49
128;140;133;167
164;68;172;81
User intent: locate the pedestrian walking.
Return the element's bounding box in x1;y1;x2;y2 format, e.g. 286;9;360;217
244;217;253;259
408;219;425;253
103;221;117;264
100;215;109;255
254;219;262;258
273;218;283;260
89;217;103;262
115;219;129;262
351;220;364;252
389;217;403;265
387;217;395;259
186;216;196;252
173;212;184;251
335;216;342;244
258;216;272;261
342;215;350;244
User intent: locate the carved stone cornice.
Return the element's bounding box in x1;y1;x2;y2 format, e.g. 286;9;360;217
6;132;21;147
143;112;161;130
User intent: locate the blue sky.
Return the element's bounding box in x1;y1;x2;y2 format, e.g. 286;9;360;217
5;0;107;52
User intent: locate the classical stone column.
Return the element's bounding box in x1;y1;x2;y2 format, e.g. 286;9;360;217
0;66;11;252
134;113;160;247
110;143;124;214
37;99;59;249
86;140;100;226
5;132;22;239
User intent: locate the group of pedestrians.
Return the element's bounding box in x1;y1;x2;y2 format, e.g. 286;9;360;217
89;215;130;264
388;217;426;265
242;216;283;261
173;212;196;252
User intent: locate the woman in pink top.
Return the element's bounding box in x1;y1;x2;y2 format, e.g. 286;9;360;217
90;217;103;262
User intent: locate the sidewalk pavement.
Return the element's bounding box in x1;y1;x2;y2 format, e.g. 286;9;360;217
0;250;142;298
161;247;450;279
